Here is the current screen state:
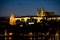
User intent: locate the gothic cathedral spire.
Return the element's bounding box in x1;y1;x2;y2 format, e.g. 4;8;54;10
36;8;45;16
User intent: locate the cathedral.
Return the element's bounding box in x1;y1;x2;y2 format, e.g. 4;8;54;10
9;8;60;25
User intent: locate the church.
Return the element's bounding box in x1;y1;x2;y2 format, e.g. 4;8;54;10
9;8;60;25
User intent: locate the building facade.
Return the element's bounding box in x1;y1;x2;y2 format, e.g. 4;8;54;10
9;8;60;25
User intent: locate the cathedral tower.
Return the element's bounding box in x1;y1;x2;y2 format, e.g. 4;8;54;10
36;8;45;16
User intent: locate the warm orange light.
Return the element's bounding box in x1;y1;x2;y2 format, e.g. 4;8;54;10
9;32;13;36
9;37;12;40
29;32;32;36
4;30;7;36
9;14;16;25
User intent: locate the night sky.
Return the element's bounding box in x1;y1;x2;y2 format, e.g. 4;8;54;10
0;0;60;17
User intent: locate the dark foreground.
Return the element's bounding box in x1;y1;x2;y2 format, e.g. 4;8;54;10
0;19;60;40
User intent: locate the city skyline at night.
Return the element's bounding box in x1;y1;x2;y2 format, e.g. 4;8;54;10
0;0;60;17
0;0;60;39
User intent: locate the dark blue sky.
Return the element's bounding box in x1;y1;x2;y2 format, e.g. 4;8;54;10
0;0;60;17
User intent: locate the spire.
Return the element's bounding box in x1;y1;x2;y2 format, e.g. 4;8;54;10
36;8;45;16
40;8;45;16
36;8;39;16
40;8;44;13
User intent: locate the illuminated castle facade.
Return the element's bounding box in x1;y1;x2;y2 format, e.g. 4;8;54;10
9;8;60;25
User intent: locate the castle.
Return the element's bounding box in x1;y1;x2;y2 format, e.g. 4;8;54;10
9;8;60;25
